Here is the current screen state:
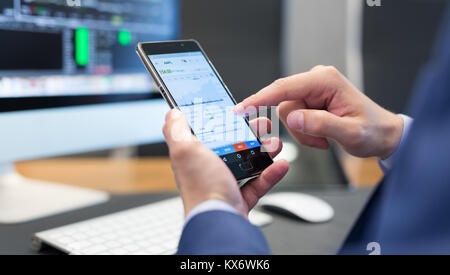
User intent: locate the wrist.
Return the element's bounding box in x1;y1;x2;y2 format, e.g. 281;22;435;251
181;194;211;216
379;112;405;160
180;189;242;217
184;199;239;226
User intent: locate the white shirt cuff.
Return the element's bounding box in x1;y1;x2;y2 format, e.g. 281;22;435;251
378;114;413;173
184;199;239;228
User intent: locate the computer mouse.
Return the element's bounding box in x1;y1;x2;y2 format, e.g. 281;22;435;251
258;192;334;223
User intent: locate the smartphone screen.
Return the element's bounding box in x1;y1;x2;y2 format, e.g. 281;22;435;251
140;41;273;181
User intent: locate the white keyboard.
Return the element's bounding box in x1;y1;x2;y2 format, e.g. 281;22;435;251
33;197;273;255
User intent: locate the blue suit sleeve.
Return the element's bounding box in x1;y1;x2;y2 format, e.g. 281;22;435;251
177;210;271;255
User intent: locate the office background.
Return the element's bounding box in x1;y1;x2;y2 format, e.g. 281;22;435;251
3;0;448;255
49;0;447;185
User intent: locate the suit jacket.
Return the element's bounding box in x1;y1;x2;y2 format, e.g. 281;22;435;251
177;6;450;255
177;211;270;255
340;5;450;255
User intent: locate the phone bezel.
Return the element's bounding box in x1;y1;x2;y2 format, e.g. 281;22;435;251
136;40;273;182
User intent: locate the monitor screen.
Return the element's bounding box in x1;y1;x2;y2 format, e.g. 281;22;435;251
0;0;179;112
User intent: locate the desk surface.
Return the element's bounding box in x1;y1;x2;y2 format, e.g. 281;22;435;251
0;189;372;255
16;158;178;193
1;157;378;254
15;156;382;193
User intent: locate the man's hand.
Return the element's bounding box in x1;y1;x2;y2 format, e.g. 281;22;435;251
163;109;289;218
234;66;404;160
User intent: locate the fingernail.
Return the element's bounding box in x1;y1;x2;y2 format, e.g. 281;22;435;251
287;111;304;131
233;103;245;114
275;106;280;117
170;109;183;119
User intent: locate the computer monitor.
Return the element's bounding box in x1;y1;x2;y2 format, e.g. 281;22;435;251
0;0;178;224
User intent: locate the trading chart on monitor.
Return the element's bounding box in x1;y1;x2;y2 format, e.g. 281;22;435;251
0;0;179;98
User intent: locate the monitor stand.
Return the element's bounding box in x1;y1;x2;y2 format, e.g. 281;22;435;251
0;163;109;224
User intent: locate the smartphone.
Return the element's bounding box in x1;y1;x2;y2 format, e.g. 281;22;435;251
136;40;273;183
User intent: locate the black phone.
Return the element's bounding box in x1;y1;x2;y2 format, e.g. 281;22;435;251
137;40;273;183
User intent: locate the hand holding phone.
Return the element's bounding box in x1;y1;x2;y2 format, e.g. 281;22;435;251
137;40;274;182
163;107;288;216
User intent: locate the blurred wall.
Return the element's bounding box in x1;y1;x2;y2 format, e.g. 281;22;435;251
282;0;365;90
363;0;448;113
282;0;349;75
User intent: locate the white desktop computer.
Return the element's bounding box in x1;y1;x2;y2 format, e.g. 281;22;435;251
0;0;178;224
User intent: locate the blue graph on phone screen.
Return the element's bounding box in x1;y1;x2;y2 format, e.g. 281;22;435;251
150;51;260;156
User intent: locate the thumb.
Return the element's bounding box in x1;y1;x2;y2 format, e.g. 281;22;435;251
286;110;354;142
163;109;197;148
